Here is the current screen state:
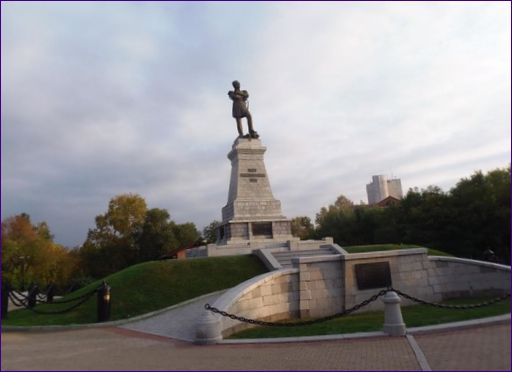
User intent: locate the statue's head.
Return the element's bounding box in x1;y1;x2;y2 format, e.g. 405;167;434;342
232;80;240;89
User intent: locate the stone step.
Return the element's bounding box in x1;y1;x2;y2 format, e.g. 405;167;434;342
273;247;333;254
272;249;334;258
272;247;337;268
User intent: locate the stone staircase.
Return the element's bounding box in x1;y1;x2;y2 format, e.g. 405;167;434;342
271;246;337;268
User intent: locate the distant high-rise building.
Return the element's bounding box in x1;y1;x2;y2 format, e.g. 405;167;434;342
366;175;403;205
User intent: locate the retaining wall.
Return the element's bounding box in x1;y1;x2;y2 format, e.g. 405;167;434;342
196;249;510;343
203;268;300;338
427;256;510;299
293;255;344;318
342;248;439;311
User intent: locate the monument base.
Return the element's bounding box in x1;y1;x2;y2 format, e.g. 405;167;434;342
208;136;294;257
218;219;292;244
206;237;299;257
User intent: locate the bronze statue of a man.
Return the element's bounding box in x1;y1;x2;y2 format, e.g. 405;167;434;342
228;80;259;138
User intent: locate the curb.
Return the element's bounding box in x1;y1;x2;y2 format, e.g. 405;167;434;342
217;314;511;345
406;313;511;334
1;290;226;332
220;331;388;344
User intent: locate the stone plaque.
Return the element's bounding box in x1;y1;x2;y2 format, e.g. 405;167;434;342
354;262;391;290
240;173;265;178
252;222;272;237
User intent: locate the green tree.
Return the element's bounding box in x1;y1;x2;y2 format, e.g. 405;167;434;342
104;194;147;237
312;167;510;263
397;186;450;248
80;193;147;277
202;220;221;244
314;195;357;245
174;222;201;249
447;167;510;262
136;208;179;261
315;195;354;225
290;216;314;240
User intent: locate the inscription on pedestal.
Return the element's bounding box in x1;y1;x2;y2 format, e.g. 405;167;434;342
240;173;265;178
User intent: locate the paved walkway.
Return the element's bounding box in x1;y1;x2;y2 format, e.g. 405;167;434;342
2;322;509;370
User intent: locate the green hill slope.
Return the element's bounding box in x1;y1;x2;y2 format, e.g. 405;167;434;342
3;255;267;326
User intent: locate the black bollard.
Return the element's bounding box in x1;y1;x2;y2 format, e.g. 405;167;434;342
2;281;9;320
27;284;39;308
97;281;111;322
46;283;55;303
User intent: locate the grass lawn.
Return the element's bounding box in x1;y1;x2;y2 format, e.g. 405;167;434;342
344;244;452;257
228;296;509;339
3;255;267;326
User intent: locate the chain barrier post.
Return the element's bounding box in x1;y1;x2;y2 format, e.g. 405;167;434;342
97;281;111;322
46;283;55;303
382;290;406;336
27;284;39;309
2;280;9;319
195;307;222;345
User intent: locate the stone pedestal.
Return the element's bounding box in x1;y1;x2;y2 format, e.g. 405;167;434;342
216;137;292;247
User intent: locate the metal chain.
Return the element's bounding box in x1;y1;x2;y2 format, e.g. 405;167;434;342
41;289;98;305
9;290;29;304
12;289;46;304
12;287;98;305
7;286;100;315
392;288;510;309
205;289;389;327
11;290;27;298
25;289;98;315
35;285;56;302
205;288;510;327
8;292;27;307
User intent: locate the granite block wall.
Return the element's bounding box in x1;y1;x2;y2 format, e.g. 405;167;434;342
218;269;300;337
199;249;510;343
296;257;344;318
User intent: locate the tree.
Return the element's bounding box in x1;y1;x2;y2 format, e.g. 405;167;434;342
1;214;76;289
315;195;357;245
136;208;179;261
447;167;510;262
311;167;510;263
80;193;147;277
79;194;205;277
203;220;221;244
290;216;314;240
104;194;147;237
174;222;201;249
315;195;354;225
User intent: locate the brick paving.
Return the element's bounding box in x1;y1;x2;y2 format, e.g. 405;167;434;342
1;328;419;371
1;322;509;371
413;323;511;371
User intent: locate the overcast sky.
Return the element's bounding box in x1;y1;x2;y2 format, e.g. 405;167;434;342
2;1;510;247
